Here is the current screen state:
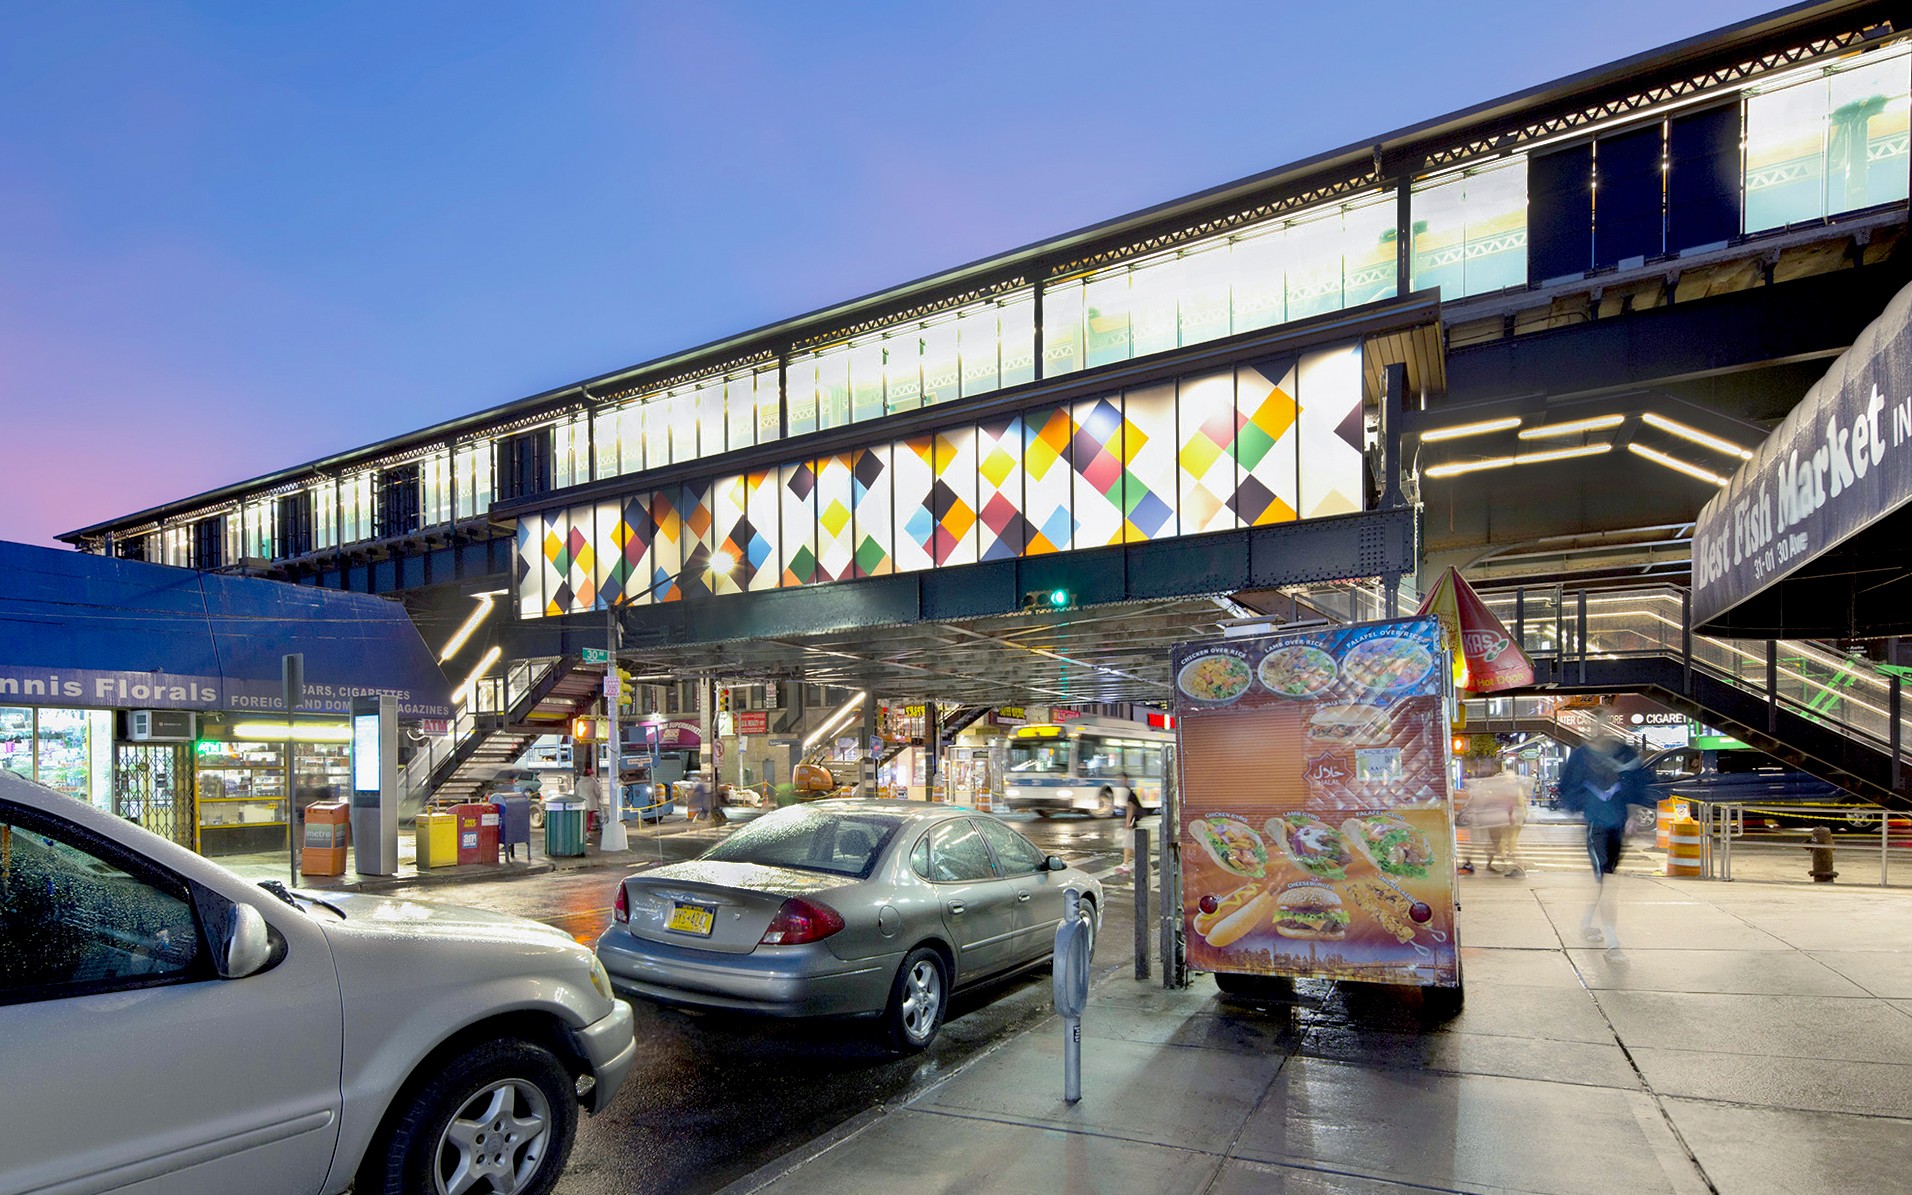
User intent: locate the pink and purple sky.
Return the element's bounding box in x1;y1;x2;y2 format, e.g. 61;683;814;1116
1;0;1766;547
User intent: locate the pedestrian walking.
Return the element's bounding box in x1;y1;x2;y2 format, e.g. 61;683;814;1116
1457;763;1526;877
574;766;602;843
1118;790;1145;875
1559;711;1654;960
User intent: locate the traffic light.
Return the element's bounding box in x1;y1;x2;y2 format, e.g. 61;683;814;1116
1025;588;1076;611
573;715;595;741
718;686;731;713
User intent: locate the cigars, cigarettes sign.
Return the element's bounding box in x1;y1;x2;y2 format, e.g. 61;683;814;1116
1172;618;1459;988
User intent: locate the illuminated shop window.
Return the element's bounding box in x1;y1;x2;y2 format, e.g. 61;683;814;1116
1411;158;1528;298
1745;48;1911;232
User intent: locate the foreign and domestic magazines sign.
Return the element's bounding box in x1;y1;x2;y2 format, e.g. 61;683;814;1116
1171;618;1459;988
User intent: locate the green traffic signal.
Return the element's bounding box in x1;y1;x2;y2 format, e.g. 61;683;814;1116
1049;588;1070;607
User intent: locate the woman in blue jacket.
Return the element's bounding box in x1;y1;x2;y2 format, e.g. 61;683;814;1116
1559;711;1654;959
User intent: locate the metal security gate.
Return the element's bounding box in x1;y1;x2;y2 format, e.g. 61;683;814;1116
114;743;194;848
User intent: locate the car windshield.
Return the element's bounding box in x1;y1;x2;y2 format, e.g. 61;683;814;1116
700;807;902;878
1007;741;1069;774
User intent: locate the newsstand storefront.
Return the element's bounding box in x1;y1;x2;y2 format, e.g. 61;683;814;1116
0;540;450;855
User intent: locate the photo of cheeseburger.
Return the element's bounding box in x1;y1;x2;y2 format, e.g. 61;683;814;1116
1273;883;1349;941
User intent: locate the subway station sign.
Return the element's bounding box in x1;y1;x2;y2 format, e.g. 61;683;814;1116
1692;277;1912;632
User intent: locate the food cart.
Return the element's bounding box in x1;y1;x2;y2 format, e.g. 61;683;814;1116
1170;616;1462;1004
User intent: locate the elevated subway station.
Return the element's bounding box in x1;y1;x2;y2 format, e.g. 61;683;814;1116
53;2;1912;808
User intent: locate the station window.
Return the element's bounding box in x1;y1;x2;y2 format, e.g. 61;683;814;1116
497;428;554;502
276;491;314;560
1744;47;1911;233
190;515;225;570
376;464;422;539
1412;159;1528;299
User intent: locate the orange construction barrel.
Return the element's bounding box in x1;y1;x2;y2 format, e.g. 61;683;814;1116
1656;798;1687;850
1666;815;1704;877
301;801;350;877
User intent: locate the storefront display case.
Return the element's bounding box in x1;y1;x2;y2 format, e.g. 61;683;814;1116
193;727;352;856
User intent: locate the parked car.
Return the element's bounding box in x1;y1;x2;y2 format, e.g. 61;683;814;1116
596;799;1102;1051
0;770;634;1195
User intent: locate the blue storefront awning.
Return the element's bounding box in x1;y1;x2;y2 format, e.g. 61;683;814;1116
0;541;452;718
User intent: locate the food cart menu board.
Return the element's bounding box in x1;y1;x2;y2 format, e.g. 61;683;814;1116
1172;617;1458;988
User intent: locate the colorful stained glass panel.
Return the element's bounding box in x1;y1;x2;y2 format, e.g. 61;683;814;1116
892;436;936;573
975;416;1026;561
1071;395;1125;548
1235;358;1299;526
931;428;978;567
1297;344;1365;518
1121;382;1178;543
1177;371;1238;534
815;453;856;581
1023;406;1073;554
851;445;894;578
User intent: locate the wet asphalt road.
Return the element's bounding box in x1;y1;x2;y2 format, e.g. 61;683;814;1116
437;810;1153;1195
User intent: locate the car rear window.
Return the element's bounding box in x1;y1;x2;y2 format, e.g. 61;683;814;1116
701;808;902;878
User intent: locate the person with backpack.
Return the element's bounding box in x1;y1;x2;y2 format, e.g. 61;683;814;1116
1559;711;1654;960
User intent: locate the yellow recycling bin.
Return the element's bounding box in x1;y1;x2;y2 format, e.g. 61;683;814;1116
415;811;458;869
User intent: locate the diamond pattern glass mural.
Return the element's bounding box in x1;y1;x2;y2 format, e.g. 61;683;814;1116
744;468;781;593
892;435;936;573
710;475;749;596
815;452;856;581
931;428;978;567
1121;382;1178;543
1023;406;1074;555
975;415;1026;561
515;339;1364;617
1234;357;1300;526
1177;371;1239;534
779;461;817;586
1297;344;1365;518
1071;396;1126;548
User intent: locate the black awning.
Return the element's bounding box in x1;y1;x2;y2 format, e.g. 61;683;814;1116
0;541;451;718
1692;275;1912;639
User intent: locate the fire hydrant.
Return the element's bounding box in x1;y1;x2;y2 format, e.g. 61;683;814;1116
1807;826;1839;883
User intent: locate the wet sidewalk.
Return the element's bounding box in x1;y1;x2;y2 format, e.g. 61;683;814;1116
721;870;1912;1195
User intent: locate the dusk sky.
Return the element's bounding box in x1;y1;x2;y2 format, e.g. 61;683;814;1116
2;0;1769;548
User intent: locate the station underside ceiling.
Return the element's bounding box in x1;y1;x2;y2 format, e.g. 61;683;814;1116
607;591;1357;707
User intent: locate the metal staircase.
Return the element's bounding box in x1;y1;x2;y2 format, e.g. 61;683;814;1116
1483;586;1912;812
398;655;593;815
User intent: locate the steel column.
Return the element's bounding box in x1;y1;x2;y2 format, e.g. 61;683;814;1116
1133;827;1151;980
1766;640;1779;735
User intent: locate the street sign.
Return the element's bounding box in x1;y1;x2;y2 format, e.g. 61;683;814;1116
603;673;621;698
738;711;768;736
582;647;611;664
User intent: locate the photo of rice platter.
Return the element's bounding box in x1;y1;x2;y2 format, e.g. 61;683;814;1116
1257;644;1338;697
1177;652;1253;703
1340;635;1436;692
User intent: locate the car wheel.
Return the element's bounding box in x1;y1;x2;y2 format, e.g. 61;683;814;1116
1095;787;1115;818
360;1039;577;1195
1843;807;1879;832
884;947;948;1052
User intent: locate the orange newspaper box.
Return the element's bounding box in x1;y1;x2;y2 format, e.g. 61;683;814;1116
301;801;350;877
454;802;499;865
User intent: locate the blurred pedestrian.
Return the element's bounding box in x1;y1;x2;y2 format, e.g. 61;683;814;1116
1458;762;1526;878
1118;790;1146;875
574;765;602;841
1560;711;1654;960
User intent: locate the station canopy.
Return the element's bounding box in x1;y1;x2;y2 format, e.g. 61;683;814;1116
1691;274;1912;639
0;540;451;718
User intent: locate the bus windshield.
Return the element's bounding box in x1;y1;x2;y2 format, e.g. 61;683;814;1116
1006;741;1070;774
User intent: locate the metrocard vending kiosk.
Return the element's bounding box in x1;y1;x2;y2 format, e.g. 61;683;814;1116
1171;617;1462;998
350;694;400;877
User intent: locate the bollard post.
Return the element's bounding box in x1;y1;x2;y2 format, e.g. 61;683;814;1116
1052;888;1091;1103
1133;827;1150;980
1808;826;1839;883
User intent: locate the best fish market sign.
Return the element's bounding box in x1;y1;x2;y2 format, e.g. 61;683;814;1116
1692;278;1912;629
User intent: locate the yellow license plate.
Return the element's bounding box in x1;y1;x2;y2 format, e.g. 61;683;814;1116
667;903;715;936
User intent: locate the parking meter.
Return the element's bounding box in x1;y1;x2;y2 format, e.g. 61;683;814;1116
1053;887;1092;1102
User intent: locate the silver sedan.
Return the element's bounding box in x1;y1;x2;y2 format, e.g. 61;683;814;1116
595;799;1102;1050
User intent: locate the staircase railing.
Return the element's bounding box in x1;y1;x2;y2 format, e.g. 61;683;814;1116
1480;586;1912;769
397;656;574;811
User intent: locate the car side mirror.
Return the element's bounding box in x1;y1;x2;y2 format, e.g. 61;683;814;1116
221;903;274;979
1044;855;1067;872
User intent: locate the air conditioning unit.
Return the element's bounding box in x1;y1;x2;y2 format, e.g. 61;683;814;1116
128;710;196;742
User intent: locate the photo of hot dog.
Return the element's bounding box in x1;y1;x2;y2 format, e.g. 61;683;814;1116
1196;885;1280;948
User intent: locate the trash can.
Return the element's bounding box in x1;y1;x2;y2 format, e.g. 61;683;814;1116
301;801;350;877
454;802;498;865
544;799;587;857
416;811;458;869
493;796;532;860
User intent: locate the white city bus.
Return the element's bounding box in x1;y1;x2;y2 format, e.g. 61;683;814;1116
1002;716;1171;816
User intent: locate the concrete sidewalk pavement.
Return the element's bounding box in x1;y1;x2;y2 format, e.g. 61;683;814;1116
722;870;1912;1195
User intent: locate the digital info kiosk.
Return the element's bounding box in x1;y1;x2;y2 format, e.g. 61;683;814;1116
351;694;400;876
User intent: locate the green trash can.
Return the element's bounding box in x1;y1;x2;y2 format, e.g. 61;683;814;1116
543;799;587;857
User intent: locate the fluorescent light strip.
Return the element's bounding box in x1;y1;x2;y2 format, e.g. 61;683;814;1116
452;645;504;707
1517;414;1625;440
1420;416;1522;443
1628;442;1730;486
232;722;354;742
437;593;497;663
1424;442;1610;479
801;691;870;751
1641;413;1754;460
